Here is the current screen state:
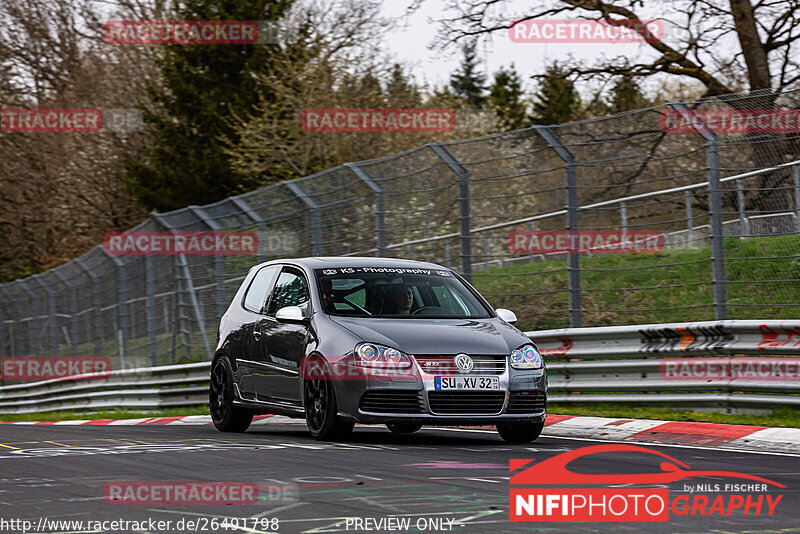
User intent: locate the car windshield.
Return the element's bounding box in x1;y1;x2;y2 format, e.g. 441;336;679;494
315;267;493;319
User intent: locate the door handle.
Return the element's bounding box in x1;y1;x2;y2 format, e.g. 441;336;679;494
253;330;262;341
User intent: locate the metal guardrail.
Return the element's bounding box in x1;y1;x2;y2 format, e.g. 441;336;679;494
0;362;209;414
528;320;800;410
0;320;797;414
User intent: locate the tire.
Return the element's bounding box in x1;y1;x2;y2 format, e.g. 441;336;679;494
303;358;354;441
386;422;422;434
210;356;253;432
496;421;544;443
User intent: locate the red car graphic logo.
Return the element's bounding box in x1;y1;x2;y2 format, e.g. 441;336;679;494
510;444;785;487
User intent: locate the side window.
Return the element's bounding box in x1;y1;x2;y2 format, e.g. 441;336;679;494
266;270;310;316
243;266;280;313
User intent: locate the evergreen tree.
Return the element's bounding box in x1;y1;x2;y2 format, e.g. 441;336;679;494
124;0;292;212
488;64;528;130
609;75;647;113
385;63;421;106
532;62;581;125
449;40;487;108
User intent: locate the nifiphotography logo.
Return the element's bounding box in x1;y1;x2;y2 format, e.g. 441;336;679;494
510;444;785;522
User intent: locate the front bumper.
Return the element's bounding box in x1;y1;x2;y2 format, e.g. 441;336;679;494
332;355;547;424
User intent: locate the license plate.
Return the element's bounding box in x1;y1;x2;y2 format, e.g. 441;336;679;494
434;376;499;390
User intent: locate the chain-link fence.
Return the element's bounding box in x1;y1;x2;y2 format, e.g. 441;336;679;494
2;89;800;372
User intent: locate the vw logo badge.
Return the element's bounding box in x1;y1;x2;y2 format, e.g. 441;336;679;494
454;353;474;372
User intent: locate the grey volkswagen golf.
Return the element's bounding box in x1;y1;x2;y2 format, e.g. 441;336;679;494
209;257;547;442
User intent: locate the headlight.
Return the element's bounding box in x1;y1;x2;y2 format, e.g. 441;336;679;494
510;344;543;369
355;343;412;368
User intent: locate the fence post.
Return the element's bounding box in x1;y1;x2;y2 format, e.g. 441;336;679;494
229;197;268;263
534;125;581;327
32;274;59;356
444;240;451;267
188;206;228;321
685;190;694;245
0;284;11;357
145;255;158;366
151;212;211;360
736;179;749;236
345;163;386;257
100;250;128;369
76;256;104;355
482;231;490;269
427;142;472;282
670;103;727;320
52;269;79;356
793;164;800;232
620;201;628;251
285;182;322;256
17;279;39;355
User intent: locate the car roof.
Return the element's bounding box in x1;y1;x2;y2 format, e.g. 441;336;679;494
252;256;448;272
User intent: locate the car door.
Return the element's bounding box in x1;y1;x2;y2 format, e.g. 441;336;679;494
237;265;281;396
252;267;311;402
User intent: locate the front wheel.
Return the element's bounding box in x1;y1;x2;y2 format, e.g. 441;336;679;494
210;356;253;432
386;422;422;434
496;421;544;443
303;358;354;441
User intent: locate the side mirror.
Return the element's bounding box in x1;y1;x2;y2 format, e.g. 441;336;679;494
276;305;307;324
495;308;517;325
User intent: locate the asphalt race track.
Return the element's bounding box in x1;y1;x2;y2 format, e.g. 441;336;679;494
0;423;798;534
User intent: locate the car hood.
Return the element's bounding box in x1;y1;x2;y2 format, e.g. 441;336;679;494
328;316;530;355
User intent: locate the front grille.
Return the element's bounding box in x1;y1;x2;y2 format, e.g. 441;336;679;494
359;390;422;414
506;391;547;414
414;355;506;375
428;391;506;415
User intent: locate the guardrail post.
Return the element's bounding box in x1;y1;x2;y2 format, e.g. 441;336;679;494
685;190;694;245
793;165;800;232
736;179;749;237
52;269;79;356
285;182;322;256
427;142;472;282
151;213;211;360
229;197;268;263
17;279;39;355
345;163;386;257
534;125;581;327
670;103;727;320
76;256;104;355
32;274;59;356
100;250;128;369
188;206;228;320
444;240;451;267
